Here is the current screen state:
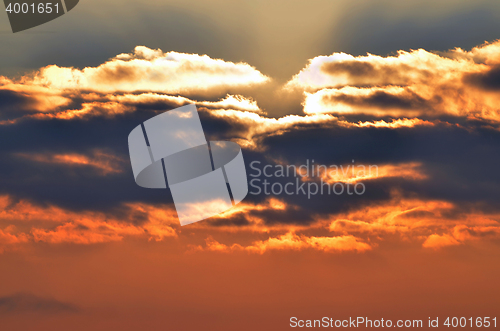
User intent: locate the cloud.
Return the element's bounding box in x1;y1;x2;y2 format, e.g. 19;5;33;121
0;46;270;125
0;77;71;116
326;195;500;249
423;224;500;249
28;46;270;95
286;49;470;90
0;227;28;253
422;233;460;249
31;219;144;245
0;41;500;254
195;232;372;254
287;40;500;90
0;195;178;247
345;118;435;128
205;109;335;149
287;40;500;122
303;86;435;117
0;93;264;125
0;189;499;252
246;232;372;253
299;162;427;184
0;293;78;314
463;65;500;91
15;150;126;175
328;197;456;236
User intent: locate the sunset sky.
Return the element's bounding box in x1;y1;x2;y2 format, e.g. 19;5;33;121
1;1;500;330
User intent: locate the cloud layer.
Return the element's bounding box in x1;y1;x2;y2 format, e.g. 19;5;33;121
287;41;500;122
1;42;500;254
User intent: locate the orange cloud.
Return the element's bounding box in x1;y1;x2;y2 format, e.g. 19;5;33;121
423;224;500;249
0;226;29;253
2;40;500;130
299;162;427;184
1;192;499;253
196;232;372;254
0;93;265;125
324;194;500;250
187;197;302;233
112;93;263;113
0;77;71;113
31;219;143;245
343;118;435;129
286;49;477;90
0;101;136;125
206;108;337;149
0;195;178;248
0;47;272;125
181;194;500;253
422;233;460;249
29;46;270;94
1;41;499;255
288;40;500;122
15;150;126;175
328;198;453;237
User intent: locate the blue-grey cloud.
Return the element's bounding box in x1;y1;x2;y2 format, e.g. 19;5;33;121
0;293;79;314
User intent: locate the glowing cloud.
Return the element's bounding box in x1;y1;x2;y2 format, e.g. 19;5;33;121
29;46;270;94
16;150;126;175
288;40;500;122
196;232;372;254
0;195;178;248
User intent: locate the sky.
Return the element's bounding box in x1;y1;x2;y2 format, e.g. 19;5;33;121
1;1;500;330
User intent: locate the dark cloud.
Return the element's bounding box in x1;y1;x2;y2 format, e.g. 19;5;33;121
330;5;500;58
0;39;499;237
322;89;431;110
320;62;425;87
0;90;38;121
322;61;378;78
1;98;500;226
99;64;142;84
0;293;79;314
464;65;500;90
0;111;177;212
259;120;500;210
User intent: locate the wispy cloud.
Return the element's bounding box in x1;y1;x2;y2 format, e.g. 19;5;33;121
192;232;372;254
0;293;78;314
